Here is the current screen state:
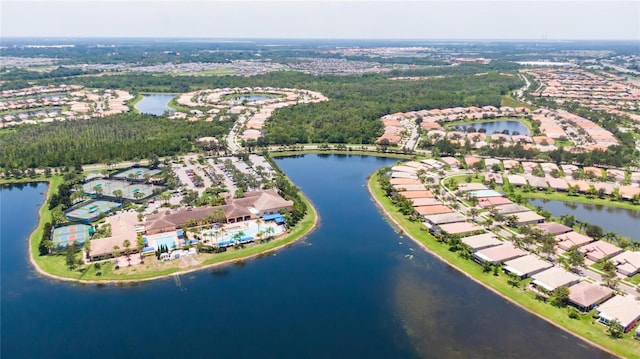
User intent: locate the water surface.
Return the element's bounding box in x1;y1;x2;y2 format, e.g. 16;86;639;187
1;156;612;358
530;198;640;242
455;120;530;136
135;93;176;116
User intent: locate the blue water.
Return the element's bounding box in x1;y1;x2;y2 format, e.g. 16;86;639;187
135;93;176;116
230;95;273;102
455;120;530;136
530;198;640;242
1;156;612;358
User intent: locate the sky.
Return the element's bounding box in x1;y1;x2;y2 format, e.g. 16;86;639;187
1;1;639;40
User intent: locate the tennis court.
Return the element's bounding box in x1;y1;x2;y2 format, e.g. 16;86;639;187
112;167;161;180
82;179;158;200
65;200;121;222
52;224;92;248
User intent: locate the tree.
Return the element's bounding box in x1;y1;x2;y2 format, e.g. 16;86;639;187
93;185;103;197
113;189;124;204
136;235;145;263
468;207;480;221
66;248;78;270
552;285;570;307
566;247;585;272
608;319;624;339
585;224;603;240
123;239;132;266
133;191;145;201
265;226;275;240
83;239;91;262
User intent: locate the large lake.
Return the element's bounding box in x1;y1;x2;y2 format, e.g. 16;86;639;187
134;93;176;116
1;156;611;358
530;198;640;242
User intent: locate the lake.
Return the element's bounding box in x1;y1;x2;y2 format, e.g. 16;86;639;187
135;93;176;116
230;95;274;102
530;198;640;242
454;120;530;136
1;156;611;358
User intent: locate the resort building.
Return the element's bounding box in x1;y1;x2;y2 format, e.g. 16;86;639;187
503;255;553;279
145;189;293;235
531;267;581;292
597;295;640;333
568;282;615;313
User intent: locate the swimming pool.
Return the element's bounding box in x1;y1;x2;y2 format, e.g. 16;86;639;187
153;235;177;249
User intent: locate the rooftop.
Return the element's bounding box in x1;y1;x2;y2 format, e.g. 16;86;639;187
531;267;581;292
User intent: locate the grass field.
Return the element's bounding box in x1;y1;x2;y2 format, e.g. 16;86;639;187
501;94;535;110
368;174;640;358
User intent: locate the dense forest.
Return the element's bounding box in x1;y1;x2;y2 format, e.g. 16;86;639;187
0;113;232;168
32;69;521;144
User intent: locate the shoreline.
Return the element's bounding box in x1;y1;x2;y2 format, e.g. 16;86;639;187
25;180;319;285
365;174;621;358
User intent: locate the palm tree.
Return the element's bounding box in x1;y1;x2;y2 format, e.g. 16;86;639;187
265;226;275;241
136;235;145;264
123;239;132;266
113;189;124;204
83;239;91;262
468;207;480;221
93;185;103;197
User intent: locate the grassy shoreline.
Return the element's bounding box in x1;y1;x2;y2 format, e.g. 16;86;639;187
18;176;318;284
269;149;417;160
367;173;639;358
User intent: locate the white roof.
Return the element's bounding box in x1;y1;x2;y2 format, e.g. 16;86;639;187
503;255;553;277
597;295;640;328
461;233;502;251
531;267;581;292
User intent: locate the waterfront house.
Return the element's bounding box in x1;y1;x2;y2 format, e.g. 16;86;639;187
503;255;554;279
474;243;527;265
597;295;640;333
461;233;502;252
578;240;624;262
555;231;594;251
531;267;581;292
610;251;640;277
568;281;614;312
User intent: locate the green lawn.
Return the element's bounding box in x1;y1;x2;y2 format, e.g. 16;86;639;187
501;95;535;110
368;174;640;359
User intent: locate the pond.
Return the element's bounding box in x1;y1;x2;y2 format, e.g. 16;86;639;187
134;93;176;116
230;95;275;102
453;120;530;136
529;198;640;242
0;156;611;358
